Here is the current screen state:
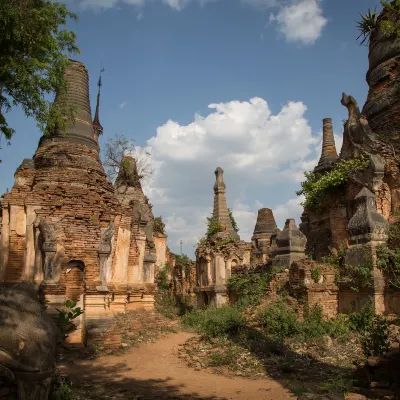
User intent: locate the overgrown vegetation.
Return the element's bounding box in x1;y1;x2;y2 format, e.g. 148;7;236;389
153;216;165;234
296;156;370;210
206;216;223;238
228;208;239;233
376;243;400;288
182;306;245;338
360;315;390;357
54;300;83;342
0;0;79;145
227;267;285;307
357;1;400;45
102;133;153;184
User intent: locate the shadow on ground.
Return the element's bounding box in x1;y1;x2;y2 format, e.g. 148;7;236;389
65;361;228;400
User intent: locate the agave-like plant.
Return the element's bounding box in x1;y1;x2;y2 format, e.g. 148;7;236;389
356;8;379;45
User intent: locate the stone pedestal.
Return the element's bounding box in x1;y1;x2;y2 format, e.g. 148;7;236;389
341;188;389;314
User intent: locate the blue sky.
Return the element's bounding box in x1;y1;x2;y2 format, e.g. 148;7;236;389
0;0;380;257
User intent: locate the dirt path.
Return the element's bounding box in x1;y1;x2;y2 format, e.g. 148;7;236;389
64;332;295;400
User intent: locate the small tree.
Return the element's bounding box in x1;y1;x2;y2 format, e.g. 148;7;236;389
103;133;153;185
206;216;223;238
153;216;166;234
0;0;79;143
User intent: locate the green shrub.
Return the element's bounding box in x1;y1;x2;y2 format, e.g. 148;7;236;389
257;301;300;338
227;272;270;307
361;315;390;357
348;301;374;332
54;300;83;342
157;267;171;291
296;156;369;210
182;306;245;338
206;216;223;238
311;267;321;283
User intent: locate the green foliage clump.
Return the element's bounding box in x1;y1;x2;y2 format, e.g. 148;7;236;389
296;157;370;210
347;301;375;333
206;216;223;238
258;302;352;342
0;0;79;141
54;300;83;342
257;301;300;338
380;0;400;38
311;267;322;283
227;268;284;307
340;263;373;292
153;216;166;234
182;306;245;338
174;253;192;278
228;208;239;233
157;267;171;291
361;315;390;357
376;243;400;288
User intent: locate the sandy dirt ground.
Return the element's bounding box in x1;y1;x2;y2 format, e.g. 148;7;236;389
64;332;295;400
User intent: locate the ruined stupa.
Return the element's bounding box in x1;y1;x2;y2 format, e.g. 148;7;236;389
194;167;251;307
250;208;280;264
0;60;167;346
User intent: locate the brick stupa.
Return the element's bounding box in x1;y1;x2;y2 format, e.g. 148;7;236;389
0;60;164;346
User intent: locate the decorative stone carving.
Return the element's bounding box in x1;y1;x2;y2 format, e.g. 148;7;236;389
97;222;114;291
0;283;58;400
35;218;65;283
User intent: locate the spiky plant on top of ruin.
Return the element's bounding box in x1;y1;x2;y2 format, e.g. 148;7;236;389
356;8;379;45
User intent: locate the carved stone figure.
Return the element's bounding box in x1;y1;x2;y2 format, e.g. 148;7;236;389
99;222;114;255
34;219;65;283
0;283;58;399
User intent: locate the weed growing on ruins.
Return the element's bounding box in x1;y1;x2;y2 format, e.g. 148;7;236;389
340;263;373;292
206;216;224;238
357;8;379;45
228;208;239;233
360;315;390;357
380;0;400;37
54;300;83;342
296;156;369;210
227;268;284;307
311;267;322;283
347;301;374;333
153;216;165;234
376;243;400;288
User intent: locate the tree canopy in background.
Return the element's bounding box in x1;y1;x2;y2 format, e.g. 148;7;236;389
0;0;79;145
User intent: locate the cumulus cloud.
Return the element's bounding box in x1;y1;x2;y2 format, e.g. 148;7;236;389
142;96;329;257
269;0;328;45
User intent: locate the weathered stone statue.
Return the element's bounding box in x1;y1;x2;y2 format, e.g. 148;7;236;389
0;283;58;399
35;218;65;283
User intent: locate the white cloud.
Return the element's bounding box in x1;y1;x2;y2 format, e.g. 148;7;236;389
269;0;328;45
142;96;329;257
119;102;128;109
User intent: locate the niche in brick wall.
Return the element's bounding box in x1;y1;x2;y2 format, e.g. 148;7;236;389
64;260;85;302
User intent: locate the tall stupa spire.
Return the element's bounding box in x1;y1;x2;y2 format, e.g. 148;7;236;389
39;60;100;150
315;118;338;173
213;167;239;240
93;67;104;135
